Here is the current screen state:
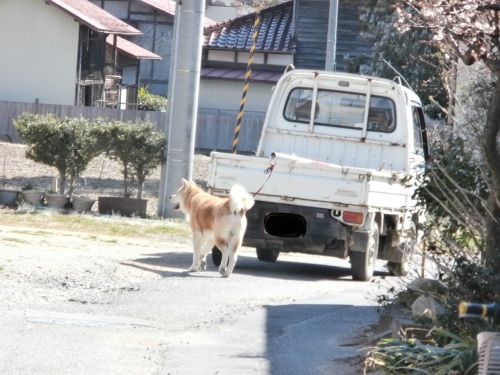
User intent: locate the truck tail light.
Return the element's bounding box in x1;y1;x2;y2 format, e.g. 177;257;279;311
342;211;364;224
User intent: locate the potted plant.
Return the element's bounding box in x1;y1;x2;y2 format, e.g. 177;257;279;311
44;192;69;209
0;158;20;206
13;113;106;197
0;180;20;206
71;195;96;213
98;120;165;217
0;188;20;206
19;182;44;206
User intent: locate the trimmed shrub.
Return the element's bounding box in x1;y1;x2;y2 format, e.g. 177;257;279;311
14;113;105;195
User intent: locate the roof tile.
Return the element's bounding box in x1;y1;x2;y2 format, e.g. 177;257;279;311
204;2;295;53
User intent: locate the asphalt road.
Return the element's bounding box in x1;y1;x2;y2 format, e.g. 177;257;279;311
0;223;391;375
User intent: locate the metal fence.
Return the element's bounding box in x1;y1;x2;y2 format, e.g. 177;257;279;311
0;101;264;154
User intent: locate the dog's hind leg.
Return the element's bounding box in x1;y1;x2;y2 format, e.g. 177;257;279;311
222;248;238;277
223;252;237;278
199;238;215;271
221;238;242;278
216;238;229;276
219;248;229;276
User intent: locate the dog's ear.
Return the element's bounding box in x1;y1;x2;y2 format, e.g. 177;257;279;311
181;178;189;188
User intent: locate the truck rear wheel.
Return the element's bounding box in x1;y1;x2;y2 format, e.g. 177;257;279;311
211;246;222;266
256;247;280;262
350;223;379;281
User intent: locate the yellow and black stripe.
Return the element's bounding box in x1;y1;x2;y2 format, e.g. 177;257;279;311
459;302;499;319
233;5;262;154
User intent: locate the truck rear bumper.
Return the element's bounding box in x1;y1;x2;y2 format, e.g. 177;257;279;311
244;200;350;258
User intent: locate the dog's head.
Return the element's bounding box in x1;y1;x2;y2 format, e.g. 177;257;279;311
169;178;193;213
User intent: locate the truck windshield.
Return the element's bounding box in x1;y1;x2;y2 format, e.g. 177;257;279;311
284;88;396;133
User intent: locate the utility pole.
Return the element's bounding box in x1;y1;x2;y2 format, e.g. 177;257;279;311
157;0;205;218
325;0;339;71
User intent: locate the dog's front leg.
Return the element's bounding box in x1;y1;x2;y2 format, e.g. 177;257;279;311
188;232;204;272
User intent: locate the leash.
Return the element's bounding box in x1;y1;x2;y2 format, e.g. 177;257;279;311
253;154;276;197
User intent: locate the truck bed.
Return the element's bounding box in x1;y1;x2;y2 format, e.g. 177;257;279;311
207;151;414;213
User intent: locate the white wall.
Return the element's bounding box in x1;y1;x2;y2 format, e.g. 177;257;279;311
205;4;254;22
0;0;79;105
199;79;274;113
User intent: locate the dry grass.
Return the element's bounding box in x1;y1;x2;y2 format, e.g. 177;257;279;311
0;208;192;240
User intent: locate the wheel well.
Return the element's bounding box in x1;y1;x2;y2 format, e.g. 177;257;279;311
378;214;398;236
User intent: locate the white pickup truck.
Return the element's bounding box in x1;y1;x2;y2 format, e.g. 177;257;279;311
207;68;428;281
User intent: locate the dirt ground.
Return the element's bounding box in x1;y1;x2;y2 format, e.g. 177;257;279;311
0;141;210;216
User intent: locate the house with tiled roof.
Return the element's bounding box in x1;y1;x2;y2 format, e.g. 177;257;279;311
0;0;161;107
91;0;216;97
196;0;373;152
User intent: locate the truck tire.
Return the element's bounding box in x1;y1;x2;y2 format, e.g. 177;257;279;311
256;247;280;262
350;223;379;281
211;246;222;266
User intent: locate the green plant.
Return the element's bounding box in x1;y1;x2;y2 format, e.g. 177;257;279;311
414;136;489;257
394;0;500;275
366;327;477;375
435;257;500;341
20;183;35;191
137;86;167;112
357;0;448;119
14;114;105;195
105;120;166;199
367;255;500;374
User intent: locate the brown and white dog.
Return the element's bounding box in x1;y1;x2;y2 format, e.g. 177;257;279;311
170;179;254;277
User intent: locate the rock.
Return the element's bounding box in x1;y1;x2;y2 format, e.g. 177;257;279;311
411;295;445;319
407;278;447;294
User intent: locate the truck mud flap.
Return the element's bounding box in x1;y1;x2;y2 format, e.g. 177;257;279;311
350;229;374;253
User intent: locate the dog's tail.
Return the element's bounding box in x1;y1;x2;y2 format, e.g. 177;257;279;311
229;184;255;214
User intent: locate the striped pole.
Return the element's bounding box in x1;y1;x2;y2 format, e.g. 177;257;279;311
232;5;262;153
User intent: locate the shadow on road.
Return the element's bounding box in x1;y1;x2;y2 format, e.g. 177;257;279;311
127;250;389;282
121;251;384;374
262;303;378;374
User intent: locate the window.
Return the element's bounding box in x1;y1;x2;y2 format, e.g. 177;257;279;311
284;88;396;133
283;88;317;121
412;106;428;158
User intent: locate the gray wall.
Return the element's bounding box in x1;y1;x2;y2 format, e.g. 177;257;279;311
91;0;174;97
0;101;264;154
294;0;372;72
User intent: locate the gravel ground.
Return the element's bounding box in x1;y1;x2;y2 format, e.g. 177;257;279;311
0;141;210;216
0;141;382;375
0;222;380;375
